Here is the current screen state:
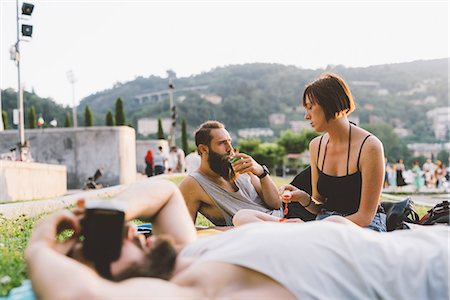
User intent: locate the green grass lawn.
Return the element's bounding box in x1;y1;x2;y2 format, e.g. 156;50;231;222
0;175;433;296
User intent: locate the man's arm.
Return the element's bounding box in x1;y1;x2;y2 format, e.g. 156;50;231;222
232;153;281;209
113;178;197;246
249;174;281;209
178;176;203;222
25;212;198;300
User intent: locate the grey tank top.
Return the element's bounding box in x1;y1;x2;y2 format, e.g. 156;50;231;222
180;222;449;300
190;171;281;225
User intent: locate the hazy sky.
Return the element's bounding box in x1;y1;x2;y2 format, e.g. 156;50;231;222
1;0;448;107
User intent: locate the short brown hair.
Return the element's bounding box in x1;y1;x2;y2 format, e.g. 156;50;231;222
302;73;355;121
194;120;225;147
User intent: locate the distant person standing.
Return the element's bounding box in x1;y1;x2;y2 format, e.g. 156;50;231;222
168;146;179;173
395;159;407;187
422;158;435;188
176;147;186;172
154;146;168;175
384;157;390;188
388;164;397;187
144;149;154;177
412;160;422;192
185;149;201;174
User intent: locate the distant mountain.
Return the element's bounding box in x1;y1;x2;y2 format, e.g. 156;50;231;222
78;58;448;142
2;58;448;144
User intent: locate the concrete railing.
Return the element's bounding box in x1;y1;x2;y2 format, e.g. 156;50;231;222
0;161;67;202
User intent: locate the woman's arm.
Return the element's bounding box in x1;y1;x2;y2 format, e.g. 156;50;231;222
346;136;385;226
279;137;324;214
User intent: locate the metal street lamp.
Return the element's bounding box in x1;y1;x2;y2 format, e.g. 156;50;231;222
10;1;34;160
66;70;78;128
168;77;176;147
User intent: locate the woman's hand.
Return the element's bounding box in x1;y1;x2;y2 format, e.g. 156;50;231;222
278;185;308;203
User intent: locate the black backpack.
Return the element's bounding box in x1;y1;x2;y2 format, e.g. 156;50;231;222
380;198;420;231
286;166;317;221
419;201;450;225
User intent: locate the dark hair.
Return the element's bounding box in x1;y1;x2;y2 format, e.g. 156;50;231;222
113;235;177;282
194;120;225;148
302;73;355;121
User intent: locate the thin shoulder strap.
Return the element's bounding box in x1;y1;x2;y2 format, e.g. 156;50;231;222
346;123;352;175
357;135;372;172
317;135;324;168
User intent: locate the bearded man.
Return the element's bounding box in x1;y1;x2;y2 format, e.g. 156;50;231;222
179;120;284;226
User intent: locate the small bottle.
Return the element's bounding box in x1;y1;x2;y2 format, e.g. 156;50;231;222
282;190;292;201
229;156;240;164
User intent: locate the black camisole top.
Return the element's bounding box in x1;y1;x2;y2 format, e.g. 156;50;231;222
317;124;371;215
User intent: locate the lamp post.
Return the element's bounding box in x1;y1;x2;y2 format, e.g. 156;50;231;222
11;1;34;159
168;78;176;147
66;70;78;128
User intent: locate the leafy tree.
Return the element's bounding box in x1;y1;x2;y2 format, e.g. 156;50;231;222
361;123;410;163
2;110;8;129
84;105;93;127
105;110;115;126
437;150;449;165
157;118;165;139
237;138;261;154
28;106;37;129
115;97;126;126
64;112;71;127
277;129;308;153
181;118;188;154
252;143;286;170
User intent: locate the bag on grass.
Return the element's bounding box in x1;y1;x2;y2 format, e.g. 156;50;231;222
288;166;317;221
381;198;419;231
418;201;450;225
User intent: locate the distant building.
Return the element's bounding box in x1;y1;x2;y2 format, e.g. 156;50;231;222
290;121;310;132
426;107;450;140
237;128;274;138
364;104;374;111
369;115;383;124
269;113;286;126
201;94;222;104
377;89;389;96
397;82;427;96
393;127;410;138
407;143;450;159
351;81;380;87
137;118;172;136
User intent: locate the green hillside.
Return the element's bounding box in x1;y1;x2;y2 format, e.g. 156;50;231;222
2;58;448;144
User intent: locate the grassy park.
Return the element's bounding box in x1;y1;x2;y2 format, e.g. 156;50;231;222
0;175;432;297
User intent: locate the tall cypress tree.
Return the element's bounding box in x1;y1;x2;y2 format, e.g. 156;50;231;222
28;106;37;129
2;111;8;129
106;110;115;126
84;105;93;127
64;112;71;127
157;118;165;139
115;97;126;126
181;117;188;154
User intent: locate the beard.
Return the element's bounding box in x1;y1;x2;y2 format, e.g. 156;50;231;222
113;235;178;281
208;149;236;181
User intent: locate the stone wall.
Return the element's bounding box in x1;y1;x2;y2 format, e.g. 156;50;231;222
0;127;136;188
0;161;67;202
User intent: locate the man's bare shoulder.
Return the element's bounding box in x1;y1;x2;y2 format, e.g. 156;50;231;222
179;175;208;203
